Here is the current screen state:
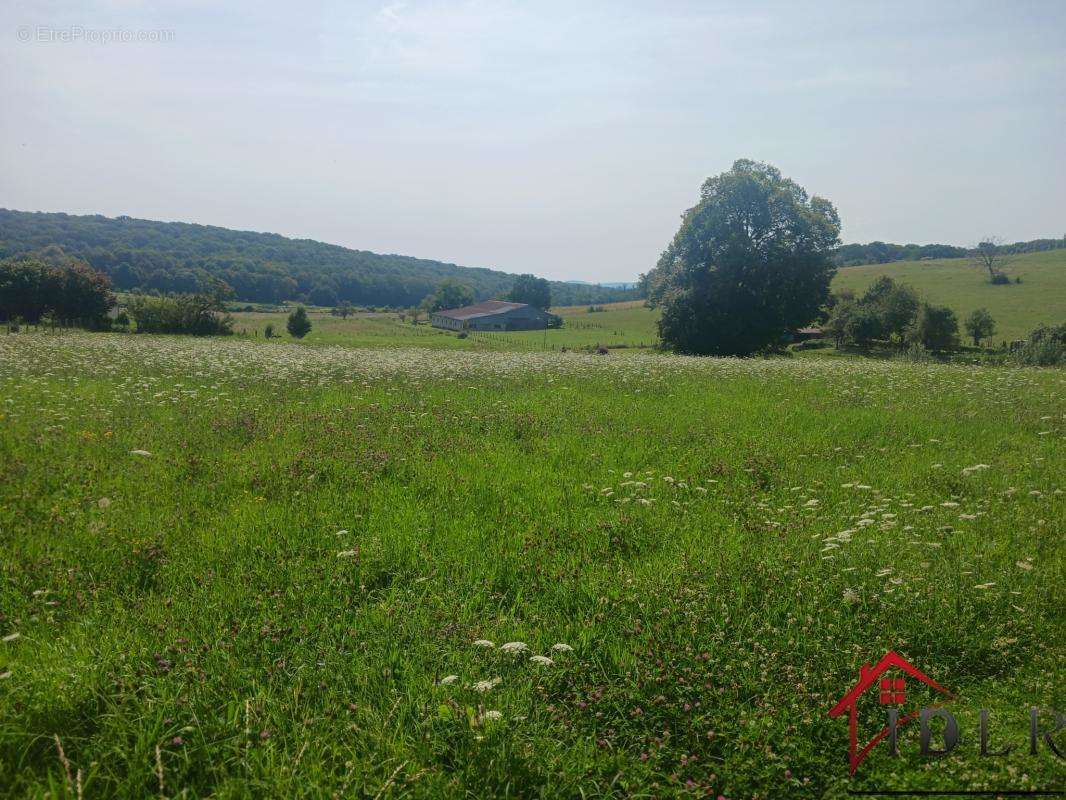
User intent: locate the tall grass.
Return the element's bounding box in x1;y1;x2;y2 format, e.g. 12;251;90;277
0;332;1062;798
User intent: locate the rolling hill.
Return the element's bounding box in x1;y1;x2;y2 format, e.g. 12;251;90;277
0;209;639;308
832;248;1066;342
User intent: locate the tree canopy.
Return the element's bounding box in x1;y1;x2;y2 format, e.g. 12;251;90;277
422;279;475;313
645;159;840;356
964;308;997;346
506;274;551;309
0;209;639;308
0;250;115;326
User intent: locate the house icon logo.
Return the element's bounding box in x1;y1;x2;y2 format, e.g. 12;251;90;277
828;651;955;774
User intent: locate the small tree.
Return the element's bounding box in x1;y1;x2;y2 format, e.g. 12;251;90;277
264;323;275;339
964;308;996;346
972;238;1013;284
336;300;353;319
861;276;919;344
908;303;959;350
287;306;312;338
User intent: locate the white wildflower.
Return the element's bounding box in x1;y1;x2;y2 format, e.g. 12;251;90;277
336;549;358;558
97;497;111;509
439;675;459;686
500;641;528;654
473;639;495;648
480;710;503;722
529;655;554;666
550;643;573;652
472;677;502;692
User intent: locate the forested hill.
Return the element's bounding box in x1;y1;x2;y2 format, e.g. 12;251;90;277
0;209;639;307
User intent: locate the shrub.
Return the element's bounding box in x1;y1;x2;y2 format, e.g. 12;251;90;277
287;306;312;339
895;343;937;363
127;293;234;335
990;271;1011;285
264;323;275;339
907;303;959;351
1011;323;1066;366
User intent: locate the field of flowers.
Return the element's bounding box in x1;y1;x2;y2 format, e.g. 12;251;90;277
0;331;1062;798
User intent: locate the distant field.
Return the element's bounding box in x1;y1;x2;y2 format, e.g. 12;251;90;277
833;249;1066;342
222;250;1064;352
231;300;662;352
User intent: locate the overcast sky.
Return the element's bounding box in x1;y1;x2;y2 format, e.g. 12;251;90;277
2;1;1064;283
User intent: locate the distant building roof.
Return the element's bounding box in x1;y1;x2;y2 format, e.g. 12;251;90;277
432;300;533;321
796;326;823;336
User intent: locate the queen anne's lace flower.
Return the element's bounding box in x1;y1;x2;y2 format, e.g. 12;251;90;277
472;677;502;692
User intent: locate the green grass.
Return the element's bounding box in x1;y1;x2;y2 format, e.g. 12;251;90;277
223;249;1064;354
0;332;1063;798
230;301;661;352
833;249;1066;342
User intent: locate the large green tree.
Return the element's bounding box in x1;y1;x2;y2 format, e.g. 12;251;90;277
506;274;551;309
422;279;474;313
646;159;840;356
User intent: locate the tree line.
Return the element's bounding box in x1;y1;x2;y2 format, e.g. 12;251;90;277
0;248;115;328
833;236;1066;267
0;209;639;308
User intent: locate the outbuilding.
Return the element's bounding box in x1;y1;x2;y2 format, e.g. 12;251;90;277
430;301;551;332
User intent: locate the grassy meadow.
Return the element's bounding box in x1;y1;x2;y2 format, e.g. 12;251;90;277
0;331;1063;798
229;301;660;352
833;249;1066;343
220;250;1066;354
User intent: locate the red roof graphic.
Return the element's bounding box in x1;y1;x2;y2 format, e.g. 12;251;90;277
828;651;954;774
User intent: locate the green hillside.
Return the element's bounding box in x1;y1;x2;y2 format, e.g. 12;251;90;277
0;209;638;308
833;249;1066;342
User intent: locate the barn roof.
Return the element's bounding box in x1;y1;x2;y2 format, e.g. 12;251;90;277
432;300;532;320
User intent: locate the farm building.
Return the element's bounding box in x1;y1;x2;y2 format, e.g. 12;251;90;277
430;301;551;332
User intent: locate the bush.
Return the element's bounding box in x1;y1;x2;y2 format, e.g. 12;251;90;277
264;323;275;339
895;343;937;363
287;306;312;338
990;271;1011;285
127;294;234;335
907;303;959;351
1011;323;1066;366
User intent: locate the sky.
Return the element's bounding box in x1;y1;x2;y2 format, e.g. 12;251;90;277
2;1;1064;283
